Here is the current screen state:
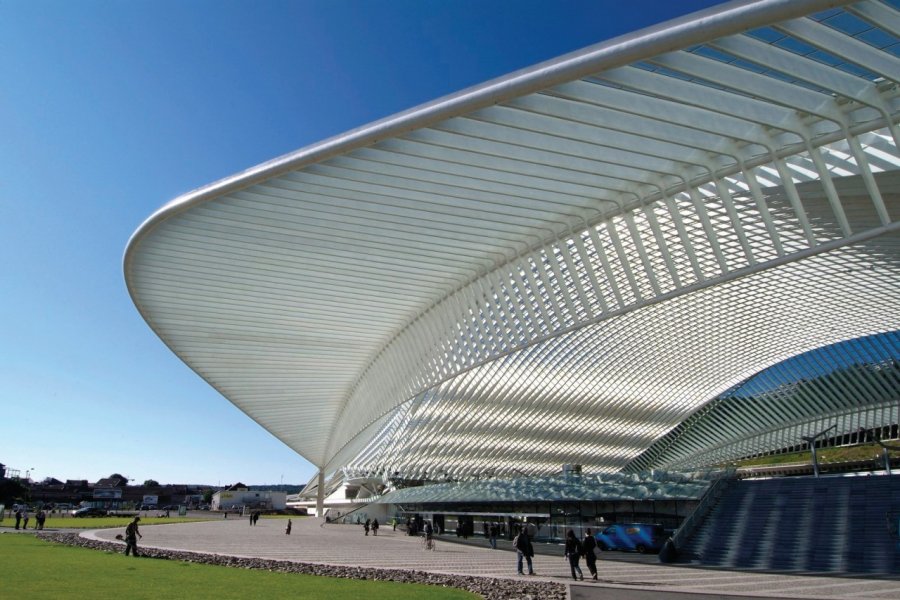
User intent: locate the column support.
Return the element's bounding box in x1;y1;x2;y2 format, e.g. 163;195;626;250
316;470;325;518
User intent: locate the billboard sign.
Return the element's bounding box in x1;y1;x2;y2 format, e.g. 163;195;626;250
93;488;122;499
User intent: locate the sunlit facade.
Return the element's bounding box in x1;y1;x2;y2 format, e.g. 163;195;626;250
126;0;900;497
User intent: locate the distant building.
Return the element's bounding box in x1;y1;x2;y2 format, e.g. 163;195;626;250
94;476;128;489
212;484;286;511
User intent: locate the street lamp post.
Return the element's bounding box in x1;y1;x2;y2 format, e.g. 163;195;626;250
801;425;836;478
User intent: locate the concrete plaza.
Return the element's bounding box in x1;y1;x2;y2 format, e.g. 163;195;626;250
85;516;900;599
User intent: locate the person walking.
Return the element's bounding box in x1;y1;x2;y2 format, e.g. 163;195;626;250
489;522;498;549
515;527;535;575
124;517;142;557
285;519;292;535
583;529;598;580
565;529;584;581
423;521;435;550
21;508;29;530
14;509;21;530
372;518;379;536
364;518;370;536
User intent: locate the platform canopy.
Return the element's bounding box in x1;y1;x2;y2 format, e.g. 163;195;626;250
126;0;900;482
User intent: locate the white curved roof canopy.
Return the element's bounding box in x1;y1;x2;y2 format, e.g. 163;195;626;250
126;0;900;480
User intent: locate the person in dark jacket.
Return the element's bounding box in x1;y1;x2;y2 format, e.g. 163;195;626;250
124;517;142;557
515;527;535;575
583;529;598;580
565;529;584;581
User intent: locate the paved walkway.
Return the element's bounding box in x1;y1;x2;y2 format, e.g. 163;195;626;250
86;517;900;599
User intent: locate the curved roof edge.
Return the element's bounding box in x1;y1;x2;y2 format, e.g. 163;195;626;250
124;0;893;475
124;0;840;272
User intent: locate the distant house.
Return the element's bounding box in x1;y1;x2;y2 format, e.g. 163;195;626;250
94;476;128;489
92;476;127;501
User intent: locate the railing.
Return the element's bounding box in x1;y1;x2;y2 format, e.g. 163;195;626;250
737;455;900;478
669;468;736;554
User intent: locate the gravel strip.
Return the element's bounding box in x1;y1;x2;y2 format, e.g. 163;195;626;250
36;532;566;600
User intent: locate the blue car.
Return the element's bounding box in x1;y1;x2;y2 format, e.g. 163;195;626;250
595;523;665;553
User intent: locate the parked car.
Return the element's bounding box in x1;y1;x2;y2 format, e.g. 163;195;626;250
71;507;107;518
595;523;666;554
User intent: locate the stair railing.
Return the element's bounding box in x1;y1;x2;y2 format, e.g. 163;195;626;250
669;467;737;554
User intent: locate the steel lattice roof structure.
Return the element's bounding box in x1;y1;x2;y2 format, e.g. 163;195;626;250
126;0;900;486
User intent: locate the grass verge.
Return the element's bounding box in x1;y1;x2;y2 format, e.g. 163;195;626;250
732;442;899;468
0;533;477;599
0;515;211;529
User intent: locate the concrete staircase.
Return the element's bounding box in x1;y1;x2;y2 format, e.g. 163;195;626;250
679;474;900;574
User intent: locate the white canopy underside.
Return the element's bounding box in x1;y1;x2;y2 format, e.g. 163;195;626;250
126;0;900;479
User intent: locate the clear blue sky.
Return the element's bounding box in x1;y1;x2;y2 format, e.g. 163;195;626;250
1;0;723;487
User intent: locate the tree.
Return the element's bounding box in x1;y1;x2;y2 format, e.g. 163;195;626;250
142;479;160;487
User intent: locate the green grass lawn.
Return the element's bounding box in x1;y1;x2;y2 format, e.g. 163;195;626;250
0;515;211;529
0;534;477;599
0;512;308;529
